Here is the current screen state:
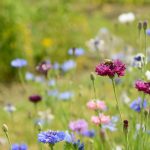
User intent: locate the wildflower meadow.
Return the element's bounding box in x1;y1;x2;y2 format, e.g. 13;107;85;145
1;1;150;150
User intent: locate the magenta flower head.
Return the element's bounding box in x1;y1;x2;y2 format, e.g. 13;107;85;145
69;119;88;133
29;95;42;104
135;80;150;94
36;61;51;76
95;59;126;78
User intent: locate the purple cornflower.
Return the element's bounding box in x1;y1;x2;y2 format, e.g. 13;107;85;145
11;143;28;150
95;59;126;78
36;61;51;75
135;80;150;94
11;58;27;68
29;95;42;103
81;130;95;138
69;119;88;133
130;97;147;112
38;130;65;144
68;47;85;56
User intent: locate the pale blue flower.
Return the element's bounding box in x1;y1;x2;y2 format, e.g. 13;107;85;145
68;48;85;56
58;91;73;100
11;58;27;68
25;72;34;81
61;60;76;72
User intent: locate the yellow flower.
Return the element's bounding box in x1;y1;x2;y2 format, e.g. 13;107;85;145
41;38;53;47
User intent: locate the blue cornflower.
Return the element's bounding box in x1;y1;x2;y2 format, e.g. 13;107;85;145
11;143;28;150
48;90;59;97
73;140;84;150
38;130;65;144
11;58;27;68
130;97;147;112
61;60;76;72
64;131;75;143
48;79;56;86
68;48;85;56
25;72;34;81
81;130;95;138
53;62;60;70
146;29;150;36
58;91;73;100
132;53;145;68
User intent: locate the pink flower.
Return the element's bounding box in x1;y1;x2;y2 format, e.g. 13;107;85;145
95;59;126;78
96;100;107;111
91;116;100;125
87;100;106;111
69;119;88;133
135;80;150;94
91;114;110;125
87;101;97;110
99;114;110;124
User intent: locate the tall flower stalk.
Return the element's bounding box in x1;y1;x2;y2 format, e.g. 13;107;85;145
111;78;123;122
95;59;126;122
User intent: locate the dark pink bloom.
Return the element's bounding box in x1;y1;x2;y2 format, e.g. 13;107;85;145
95;59;126;78
135;80;150;94
69;119;88;133
29;95;42;103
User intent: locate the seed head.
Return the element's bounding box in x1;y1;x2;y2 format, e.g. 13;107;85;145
2;124;8;133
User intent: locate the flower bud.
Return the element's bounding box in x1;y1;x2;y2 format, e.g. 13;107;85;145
123;120;128;134
143;21;148;30
37;123;42;132
2;124;8;133
90;72;95;81
138;21;142;31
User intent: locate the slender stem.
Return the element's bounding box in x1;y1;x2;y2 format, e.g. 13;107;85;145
139;30;141;52
34;104;37;116
111;78;123;122
144;30;147;66
139;94;146;149
92;80;96;99
49;144;54;150
5;132;11;149
125;133;129;150
18;68;26;91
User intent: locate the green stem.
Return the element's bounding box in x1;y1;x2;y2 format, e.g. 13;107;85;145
125;133;129;150
5;132;11;149
92;80;96;99
49;144;54;150
111;78;123;122
144;30;147;66
18;69;26;91
139;94;146;149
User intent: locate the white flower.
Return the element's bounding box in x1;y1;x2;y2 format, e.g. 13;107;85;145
118;12;135;24
4;104;16;113
145;70;150;80
38;110;54;123
121;92;130;104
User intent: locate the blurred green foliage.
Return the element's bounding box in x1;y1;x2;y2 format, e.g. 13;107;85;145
0;0;150;82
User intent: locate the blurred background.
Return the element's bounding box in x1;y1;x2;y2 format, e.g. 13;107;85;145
0;0;150;82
